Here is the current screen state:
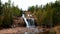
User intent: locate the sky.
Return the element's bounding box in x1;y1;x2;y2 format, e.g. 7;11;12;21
1;0;56;10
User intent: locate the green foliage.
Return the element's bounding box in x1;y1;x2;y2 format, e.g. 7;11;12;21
52;1;60;25
28;1;60;27
28;6;35;13
1;0;13;28
12;6;22;16
0;0;22;28
0;0;3;15
0;0;3;27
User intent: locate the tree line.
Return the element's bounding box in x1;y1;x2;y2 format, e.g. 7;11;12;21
0;0;22;28
28;1;60;28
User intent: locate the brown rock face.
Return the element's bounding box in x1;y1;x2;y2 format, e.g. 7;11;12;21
13;16;26;27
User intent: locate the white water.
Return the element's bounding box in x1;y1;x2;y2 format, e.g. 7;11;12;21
22;14;35;28
22;14;29;27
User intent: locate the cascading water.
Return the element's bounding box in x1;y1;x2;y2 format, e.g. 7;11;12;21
22;14;29;27
26;18;35;28
21;11;42;34
22;12;35;28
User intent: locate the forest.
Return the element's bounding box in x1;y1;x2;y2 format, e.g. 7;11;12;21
28;1;60;27
0;0;60;28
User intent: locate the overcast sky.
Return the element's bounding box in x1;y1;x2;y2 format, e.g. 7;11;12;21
1;0;56;10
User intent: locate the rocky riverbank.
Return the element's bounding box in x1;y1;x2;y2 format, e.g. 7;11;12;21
0;27;49;34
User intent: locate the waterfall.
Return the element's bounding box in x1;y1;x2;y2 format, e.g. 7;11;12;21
22;13;35;28
22;14;29;27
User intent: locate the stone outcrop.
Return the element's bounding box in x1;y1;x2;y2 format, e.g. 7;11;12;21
12;16;26;27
